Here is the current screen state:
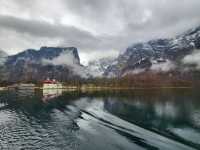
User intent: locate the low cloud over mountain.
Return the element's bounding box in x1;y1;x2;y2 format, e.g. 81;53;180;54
182;50;200;70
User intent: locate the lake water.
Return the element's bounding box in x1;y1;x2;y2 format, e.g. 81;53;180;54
0;89;200;150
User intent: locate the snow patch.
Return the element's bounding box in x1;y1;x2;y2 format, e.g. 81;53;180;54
87;57;115;77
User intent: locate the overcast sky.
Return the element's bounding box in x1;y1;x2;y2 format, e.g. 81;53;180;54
0;0;200;64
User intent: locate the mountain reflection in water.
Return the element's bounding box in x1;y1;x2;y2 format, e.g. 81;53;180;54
0;89;199;150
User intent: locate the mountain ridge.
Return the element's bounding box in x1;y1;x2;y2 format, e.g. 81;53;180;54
104;25;200;77
0;25;200;82
3;46;84;82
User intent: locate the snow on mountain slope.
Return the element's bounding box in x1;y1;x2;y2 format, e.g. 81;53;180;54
4;47;88;81
87;57;116;77
105;25;200;77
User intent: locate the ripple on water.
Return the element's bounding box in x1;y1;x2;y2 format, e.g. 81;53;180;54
76;100;196;150
0;106;81;149
0;90;199;150
191;110;200;127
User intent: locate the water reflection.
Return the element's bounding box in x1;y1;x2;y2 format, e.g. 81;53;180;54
42;89;63;102
103;90;200;147
0;90;82;149
17;89;35;97
0;89;199;149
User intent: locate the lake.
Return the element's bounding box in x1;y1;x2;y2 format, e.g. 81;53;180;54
0;89;199;150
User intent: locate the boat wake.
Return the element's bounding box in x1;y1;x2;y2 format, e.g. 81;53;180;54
76;100;197;150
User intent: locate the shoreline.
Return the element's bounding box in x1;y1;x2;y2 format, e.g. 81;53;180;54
0;86;194;91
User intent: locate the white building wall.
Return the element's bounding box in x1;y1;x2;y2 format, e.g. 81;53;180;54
43;83;63;89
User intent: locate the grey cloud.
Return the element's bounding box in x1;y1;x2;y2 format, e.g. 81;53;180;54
0;0;200;63
0;15;94;39
0;15;104;51
64;0;113;20
0;14;131;53
64;0;200;34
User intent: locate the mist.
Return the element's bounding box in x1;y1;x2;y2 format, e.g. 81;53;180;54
182;50;200;70
150;60;176;72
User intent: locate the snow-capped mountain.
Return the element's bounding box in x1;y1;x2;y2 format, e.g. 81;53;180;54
105;25;200;77
1;25;200;81
87;57;116;77
6;46;80;66
4;47;86;82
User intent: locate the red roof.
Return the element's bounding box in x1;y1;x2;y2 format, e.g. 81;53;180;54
43;79;57;84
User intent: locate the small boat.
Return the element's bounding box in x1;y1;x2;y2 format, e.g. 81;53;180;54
43;78;62;89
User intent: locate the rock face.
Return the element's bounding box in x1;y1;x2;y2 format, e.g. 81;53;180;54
1;26;200;82
105;26;200;77
4;47;85;82
6;47;80;66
